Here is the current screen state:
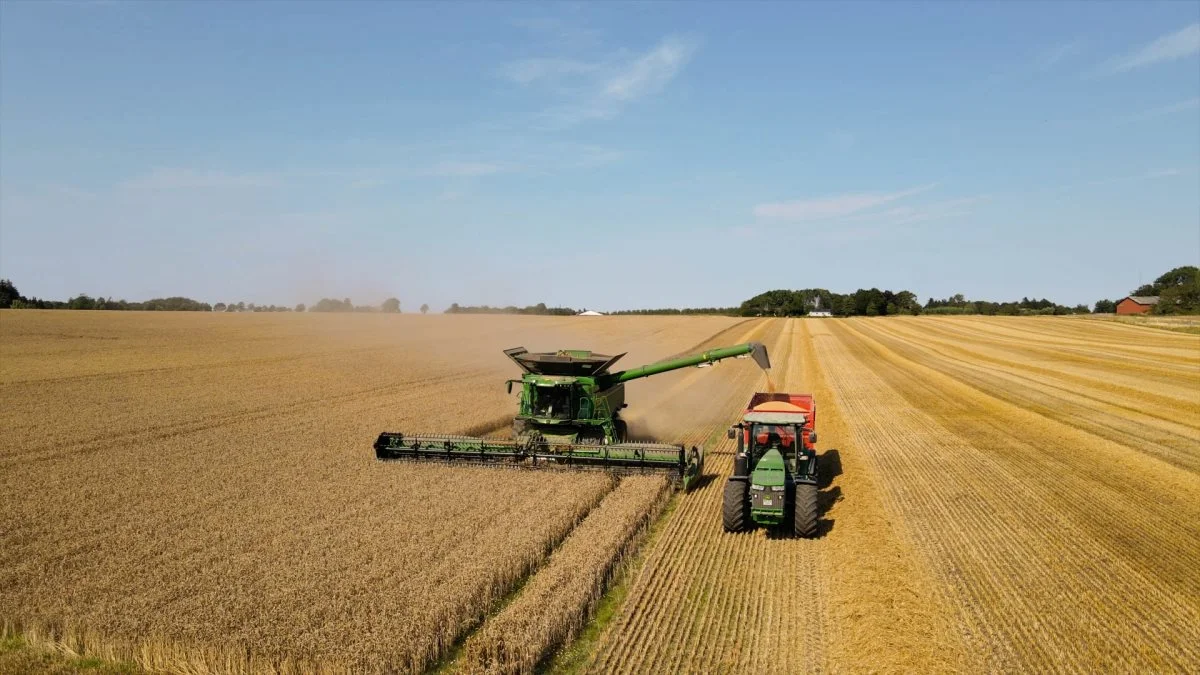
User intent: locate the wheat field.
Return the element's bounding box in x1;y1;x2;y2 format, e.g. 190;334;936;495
2;311;1197;673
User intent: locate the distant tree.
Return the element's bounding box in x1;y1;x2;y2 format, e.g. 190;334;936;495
295;303;306;313
1147;266;1200;315
1133;266;1200;300
1093;299;1115;313
9;298;29;309
312;298;354;312
0;279;19;308
446;303;461;314
382;297;401;313
67;294;97;310
213;303;227;312
236;302;246;312
420;303;429;314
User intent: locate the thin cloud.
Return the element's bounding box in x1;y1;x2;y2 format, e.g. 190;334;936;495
602;36;698;102
873;196;990;226
754;184;937;221
1103;23;1200;74
119;168;282;191
501;34;700;128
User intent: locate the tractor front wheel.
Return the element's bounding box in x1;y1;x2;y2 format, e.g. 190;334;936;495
722;480;749;532
794;482;819;538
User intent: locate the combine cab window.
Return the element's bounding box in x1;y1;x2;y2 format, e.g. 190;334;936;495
532;386;573;420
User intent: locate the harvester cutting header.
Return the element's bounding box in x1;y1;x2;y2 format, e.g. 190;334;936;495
375;342;770;489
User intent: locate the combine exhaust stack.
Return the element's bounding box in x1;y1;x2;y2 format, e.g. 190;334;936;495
374;341;769;491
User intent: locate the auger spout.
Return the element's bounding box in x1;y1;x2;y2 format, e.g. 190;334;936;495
605;342;770;384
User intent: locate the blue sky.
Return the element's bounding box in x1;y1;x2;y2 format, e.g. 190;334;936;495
1;1;1197;310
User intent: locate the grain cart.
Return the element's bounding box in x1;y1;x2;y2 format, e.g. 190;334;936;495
723;392;820;536
375;342;770;490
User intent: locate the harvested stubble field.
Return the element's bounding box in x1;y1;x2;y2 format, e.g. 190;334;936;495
2;311;1198;673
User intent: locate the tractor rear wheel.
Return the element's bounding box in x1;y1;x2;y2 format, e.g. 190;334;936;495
722;480;749;532
794;482;819;538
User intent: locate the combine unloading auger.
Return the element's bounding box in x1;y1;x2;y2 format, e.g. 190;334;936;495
375;341;770;490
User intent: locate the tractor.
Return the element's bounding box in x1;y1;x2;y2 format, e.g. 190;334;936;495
723;392;820;537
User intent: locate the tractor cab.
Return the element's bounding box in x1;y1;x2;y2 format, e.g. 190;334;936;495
749;423;803;462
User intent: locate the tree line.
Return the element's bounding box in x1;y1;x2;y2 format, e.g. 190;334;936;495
443;302;576;316
611;289;1090;317
1;280;213;311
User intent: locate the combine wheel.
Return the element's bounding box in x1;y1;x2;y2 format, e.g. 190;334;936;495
722;480;749;532
614;419;629;443
794;482;819;538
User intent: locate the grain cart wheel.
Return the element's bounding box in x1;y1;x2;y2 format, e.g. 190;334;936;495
722;480;749;532
794;482;819;538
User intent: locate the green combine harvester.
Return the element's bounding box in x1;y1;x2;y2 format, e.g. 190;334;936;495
375;341;770;489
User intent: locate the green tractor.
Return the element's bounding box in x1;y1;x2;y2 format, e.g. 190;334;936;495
375;342;770;490
723;393;821;537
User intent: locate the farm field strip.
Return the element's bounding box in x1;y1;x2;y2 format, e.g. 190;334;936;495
585;320;795;673
858;319;1200;471
842;319;1200;502
883;317;1200;398
899;318;1200;400
0;312;745;673
584;318;972;674
835;321;1200;610
945;315;1200;367
458;475;672;674
815;319;1200;671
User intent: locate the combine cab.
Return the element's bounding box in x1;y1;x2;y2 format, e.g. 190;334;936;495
375;342;770;491
723;392;820;537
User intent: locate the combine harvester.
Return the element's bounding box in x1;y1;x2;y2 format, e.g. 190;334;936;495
375;342;770;490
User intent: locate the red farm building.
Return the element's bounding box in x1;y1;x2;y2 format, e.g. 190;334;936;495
1115;296;1159;315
